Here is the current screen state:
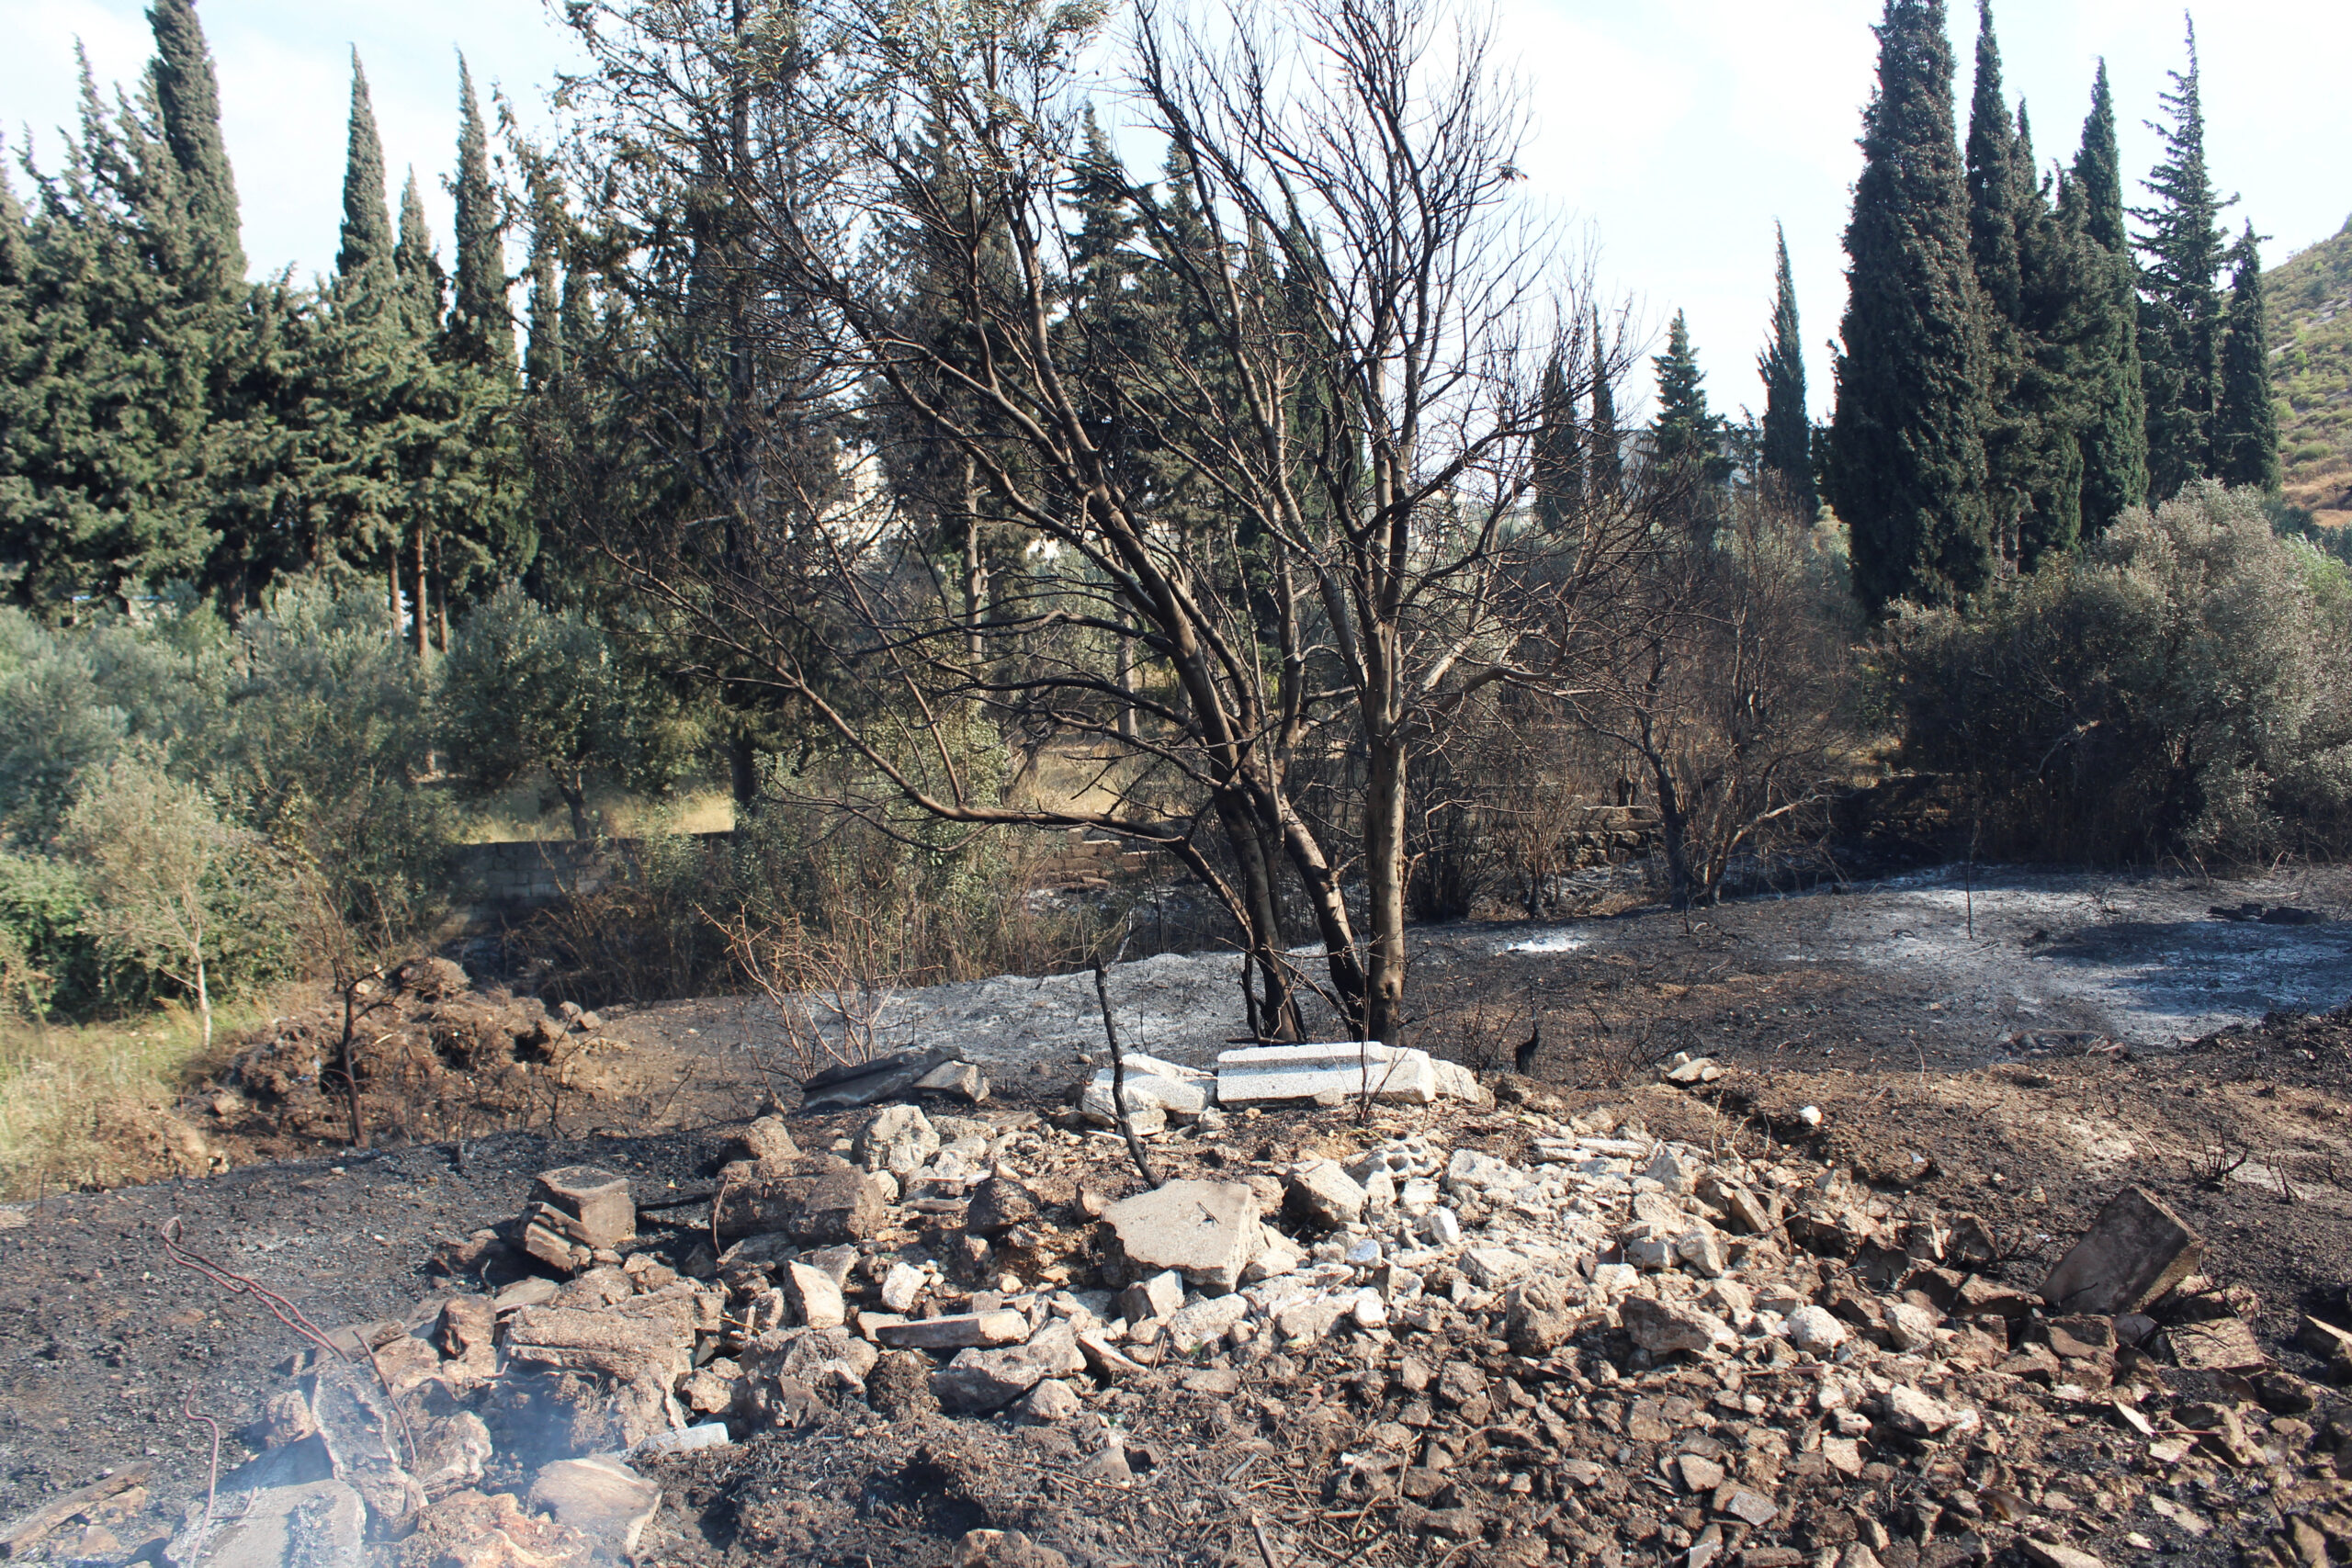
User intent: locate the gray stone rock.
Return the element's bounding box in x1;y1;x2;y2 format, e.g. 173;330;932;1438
875;1311;1030;1350
171;1478;366;1568
967;1176;1041;1235
1102;1179;1261;1292
934;1345;1050;1412
1014;1380;1083;1424
855;1104;940;1178
1115;1269;1185;1325
535;1167;638;1249
782;1261;847;1330
1782;1303;1848;1355
1284;1161;1368;1229
1619;1295;1718;1355
915;1061;991;1102
527;1454;662;1562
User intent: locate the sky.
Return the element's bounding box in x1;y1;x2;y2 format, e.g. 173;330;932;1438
0;0;2346;423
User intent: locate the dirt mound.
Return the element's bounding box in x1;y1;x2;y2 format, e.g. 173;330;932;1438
212;960;614;1155
2190;1005;2352;1089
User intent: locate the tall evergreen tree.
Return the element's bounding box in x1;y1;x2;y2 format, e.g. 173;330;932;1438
1589;308;1622;502
143;0;243;295
1826;0;1992;613
2068;61;2149;531
1649;310;1719;467
2212;223;2279;491
2133;17;2232;499
447;58;512;370
336;54;392;291
1531;348;1584;530
394;169;446;333
1758;223;1815;514
524;168;564;393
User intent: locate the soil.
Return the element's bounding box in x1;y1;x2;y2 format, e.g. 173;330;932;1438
5;863;2351;1562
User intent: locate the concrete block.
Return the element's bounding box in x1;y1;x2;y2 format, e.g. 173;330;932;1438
1215;1043;1440;1107
1102;1180;1261;1292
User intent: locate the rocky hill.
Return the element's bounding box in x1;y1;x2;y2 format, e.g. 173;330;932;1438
2270;213;2352;525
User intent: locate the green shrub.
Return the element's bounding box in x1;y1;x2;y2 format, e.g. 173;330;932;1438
1883;482;2352;862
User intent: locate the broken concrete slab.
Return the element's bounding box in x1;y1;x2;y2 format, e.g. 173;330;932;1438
2039;1185;2205;1315
1215;1042;1442;1106
800;1049;964;1112
1101;1179;1261;1292
874;1311;1030;1350
526;1454;662;1562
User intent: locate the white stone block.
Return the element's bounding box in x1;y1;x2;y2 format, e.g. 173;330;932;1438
1215;1043;1440;1107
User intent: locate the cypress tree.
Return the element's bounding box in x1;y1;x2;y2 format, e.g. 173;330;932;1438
1758;223;1815;514
336;53;393;291
525;170;564;393
1589;308;1622;503
144;0;243;295
2133;17;2232;499
1826;0;1992;613
394;170;446;335
1531;348;1584;530
2068;61;2149;531
447;58;512;371
1964;3;2025;327
2212;223;2279;491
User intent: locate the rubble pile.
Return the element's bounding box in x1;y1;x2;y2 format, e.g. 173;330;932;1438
213;961;617;1146
141;1050;2352;1568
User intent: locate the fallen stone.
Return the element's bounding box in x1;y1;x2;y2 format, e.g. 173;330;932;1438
1460;1247;1532;1291
411;1411;492;1496
800;1049;965;1111
527;1455;662;1562
934;1345;1051;1412
1782;1304;1848;1356
954;1529;1073;1568
781;1262;847;1331
398;1489;600;1568
914;1061;990;1102
1880;1384;1954;1436
875;1312;1030;1350
1166;1293;1250;1353
168;1479;366;1568
1102;1180;1261;1292
2019;1541;2107;1568
1116;1270;1186;1325
1216;1042;1446;1107
854;1105;939;1178
633;1421;733;1458
1015;1380;1083;1424
1080;1060;1211;1126
1883;1302;1941;1352
2039;1185;2205;1315
739;1115;801;1168
1285;1161;1369;1229
1621;1296;1720;1355
967;1176;1041;1235
714;1163;889;1244
1716;1487;1777;1527
2165;1316;2269;1372
880;1261;927;1313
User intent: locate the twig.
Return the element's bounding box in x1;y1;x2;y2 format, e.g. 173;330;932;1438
1092;960;1161;1190
1250;1510;1284;1568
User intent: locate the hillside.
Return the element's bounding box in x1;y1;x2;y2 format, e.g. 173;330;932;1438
2269;211;2352;525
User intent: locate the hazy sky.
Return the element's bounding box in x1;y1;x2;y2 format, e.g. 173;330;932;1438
2;0;2345;421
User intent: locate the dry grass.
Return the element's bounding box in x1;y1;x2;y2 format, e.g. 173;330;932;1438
0;998;260;1200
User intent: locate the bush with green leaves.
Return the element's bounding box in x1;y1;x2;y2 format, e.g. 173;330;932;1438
439;582;707;840
1883;482;2352;862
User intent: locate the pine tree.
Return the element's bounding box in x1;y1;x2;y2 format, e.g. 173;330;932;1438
1826;0;1991;614
1531;348;1584;530
2133;17;2233;499
1758;223;1814;514
2068;60;2149;531
2212;223;2279;491
1649;310;1717;467
144;0;243;296
447;58;512;371
336;53;393;291
1589;308;1622;502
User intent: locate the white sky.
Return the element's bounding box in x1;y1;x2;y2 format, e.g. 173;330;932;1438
1;0;2345;422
